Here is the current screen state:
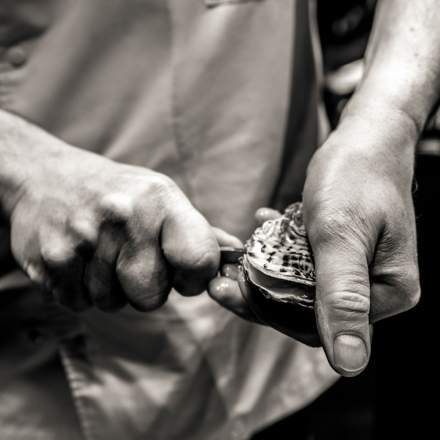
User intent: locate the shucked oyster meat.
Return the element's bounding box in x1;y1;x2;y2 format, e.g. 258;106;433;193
241;202;319;344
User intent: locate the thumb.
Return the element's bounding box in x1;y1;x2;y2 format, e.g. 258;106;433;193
313;238;372;377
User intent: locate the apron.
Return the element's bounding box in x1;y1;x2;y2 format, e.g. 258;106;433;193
0;1;337;438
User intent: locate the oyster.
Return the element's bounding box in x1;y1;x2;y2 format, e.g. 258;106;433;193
241;203;320;344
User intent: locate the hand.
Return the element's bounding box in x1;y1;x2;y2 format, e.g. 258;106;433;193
7;143;220;312
209;109;421;377
301;111;420;376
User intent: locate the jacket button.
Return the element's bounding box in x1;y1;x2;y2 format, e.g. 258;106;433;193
7;46;27;68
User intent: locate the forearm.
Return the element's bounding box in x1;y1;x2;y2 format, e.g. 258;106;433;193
1;111;221;310
302;2;435;373
341;0;440;141
0;110;50;217
0;110;100;219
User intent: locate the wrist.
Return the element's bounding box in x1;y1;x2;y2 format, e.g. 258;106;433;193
360;0;440;136
0;112;29;218
337;92;421;157
313;104;417;193
0;111;64;219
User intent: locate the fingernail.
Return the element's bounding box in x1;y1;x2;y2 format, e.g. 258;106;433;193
334;334;368;374
211;278;231;295
222;264;239;280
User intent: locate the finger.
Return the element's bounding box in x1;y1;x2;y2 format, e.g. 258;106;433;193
37;213;100;311
40;237;91;312
84;226;127;312
208;276;260;323
213;227;243;248
12;216;52;292
116;239;170;311
221;264;239;280
162;197;220;296
25;260;52;293
312;238;372;377
255;207;281;225
67;215;100;261
209;226;254;319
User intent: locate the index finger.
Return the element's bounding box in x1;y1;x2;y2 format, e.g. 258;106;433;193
162;197;220;296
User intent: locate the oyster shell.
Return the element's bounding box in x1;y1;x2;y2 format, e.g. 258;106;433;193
243;202;315;307
241;203;319;345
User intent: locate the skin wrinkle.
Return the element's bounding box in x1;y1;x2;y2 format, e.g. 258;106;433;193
309;205;379;264
322;293;370;318
116;247;170;311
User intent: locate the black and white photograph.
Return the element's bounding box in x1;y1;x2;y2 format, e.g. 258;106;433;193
0;1;438;439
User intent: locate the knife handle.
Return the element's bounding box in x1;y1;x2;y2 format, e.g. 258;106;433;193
220;247;244;265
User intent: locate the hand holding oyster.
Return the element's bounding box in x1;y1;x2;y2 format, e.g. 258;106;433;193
216;203;320;346
238;203;320;345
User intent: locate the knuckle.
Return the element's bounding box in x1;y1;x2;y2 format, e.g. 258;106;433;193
400;269;421;310
40;242;76;269
25;262;50;288
147;173;176;195
144;173;179;210
382;264;421;312
99;193;134;223
69;218;98;255
405;286;421;310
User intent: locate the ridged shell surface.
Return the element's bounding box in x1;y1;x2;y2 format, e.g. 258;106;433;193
244;203;316;287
